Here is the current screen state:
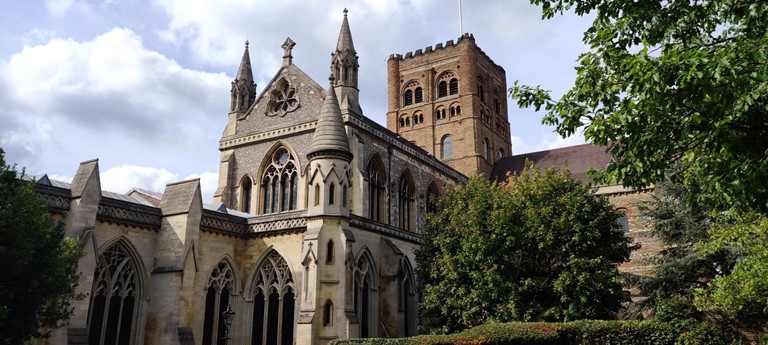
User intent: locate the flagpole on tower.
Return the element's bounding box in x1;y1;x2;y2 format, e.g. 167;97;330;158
458;0;463;36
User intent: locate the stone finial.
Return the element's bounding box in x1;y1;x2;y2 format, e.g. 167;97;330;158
282;37;296;67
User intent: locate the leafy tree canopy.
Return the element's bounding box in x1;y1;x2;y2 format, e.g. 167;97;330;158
417;168;633;334
512;0;768;212
0;148;84;344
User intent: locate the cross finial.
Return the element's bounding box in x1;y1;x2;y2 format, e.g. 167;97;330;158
343;8;348;15
281;37;296;67
245;40;249;49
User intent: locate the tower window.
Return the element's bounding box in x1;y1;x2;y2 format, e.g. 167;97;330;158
441;135;453;159
402;80;423;107
414;87;423;103
404;89;413;106
329;183;335;205
438;81;447;98
241;176;252;213
323;300;333;326
482;138;489;160
449;78;458;95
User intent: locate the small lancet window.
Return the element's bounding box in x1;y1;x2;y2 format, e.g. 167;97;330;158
323;300;333;326
314;184;320;206
326;240;335;265
329;183;336;205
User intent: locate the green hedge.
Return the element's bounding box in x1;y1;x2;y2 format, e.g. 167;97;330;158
330;320;678;345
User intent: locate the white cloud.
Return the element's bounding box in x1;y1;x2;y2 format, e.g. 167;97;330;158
185;171;219;203
46;0;75;16
1;27;230;170
512;131;587;154
101;164;179;194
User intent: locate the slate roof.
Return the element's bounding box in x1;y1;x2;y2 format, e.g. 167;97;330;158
490;143;613;184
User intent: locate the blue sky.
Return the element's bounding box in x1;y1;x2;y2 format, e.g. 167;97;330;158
0;0;591;201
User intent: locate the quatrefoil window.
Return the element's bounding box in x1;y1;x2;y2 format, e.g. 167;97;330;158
266;78;300;117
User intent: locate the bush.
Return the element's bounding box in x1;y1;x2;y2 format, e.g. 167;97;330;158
330;320;678;345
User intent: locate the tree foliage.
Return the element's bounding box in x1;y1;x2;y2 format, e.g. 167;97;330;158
0;148;84;344
694;211;768;317
417;168;633;334
629;165;737;318
512;0;768;213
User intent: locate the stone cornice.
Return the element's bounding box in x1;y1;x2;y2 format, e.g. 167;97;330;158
219;121;316;150
349;215;422;244
34;184;71;212
97;197;162;230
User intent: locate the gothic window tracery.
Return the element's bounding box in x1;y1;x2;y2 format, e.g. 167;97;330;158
202;260;235;345
251;251;295;345
426;182;440;213
266;78;300;117
354;254;376;338
367;156;386;222
88;241;140;345
398;171;415;231
261;148;298;214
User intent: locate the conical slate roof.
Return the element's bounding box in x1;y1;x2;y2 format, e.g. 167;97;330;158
307;80;352;160
235;41;254;82
335;9;356;53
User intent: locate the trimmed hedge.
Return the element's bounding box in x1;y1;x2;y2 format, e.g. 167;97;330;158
330;320;678;345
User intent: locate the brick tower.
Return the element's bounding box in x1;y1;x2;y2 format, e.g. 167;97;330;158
386;33;512;177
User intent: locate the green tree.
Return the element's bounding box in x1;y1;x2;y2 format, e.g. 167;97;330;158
0;148;84;344
629;165;737;318
417;168;633;334
694;212;768;317
511;0;768;213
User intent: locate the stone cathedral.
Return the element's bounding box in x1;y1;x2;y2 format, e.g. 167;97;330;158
31;9;654;345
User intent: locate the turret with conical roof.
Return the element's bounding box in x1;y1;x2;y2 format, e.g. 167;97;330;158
230;41;257;113
331;9;361;115
306;77;353;218
307;77;353;162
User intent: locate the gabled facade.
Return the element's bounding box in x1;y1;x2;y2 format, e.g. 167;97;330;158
30;9;653;345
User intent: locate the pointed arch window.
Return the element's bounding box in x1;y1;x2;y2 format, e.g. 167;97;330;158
482;138;490;160
88;241;141;345
261;148;298;214
498;148;505;160
354;254;376;338
323;300;333;326
441;135;453;159
326;240;335;265
241;176;252;213
367;156;387;222
426;182;440;214
398;172;415;231
397;261;416;337
251;251;295;345
329;183;336;205
202;260;235;345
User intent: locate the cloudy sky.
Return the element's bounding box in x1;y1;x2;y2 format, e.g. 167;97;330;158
0;0;591;202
